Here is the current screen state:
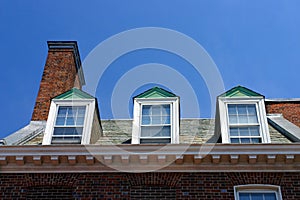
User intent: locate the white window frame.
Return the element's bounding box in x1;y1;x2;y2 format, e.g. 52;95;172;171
234;184;282;200
42;99;95;145
132;97;179;144
218;97;270;143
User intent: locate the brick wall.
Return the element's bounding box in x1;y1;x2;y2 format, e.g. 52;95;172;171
266;101;300;127
0;172;299;199
26;186;73;200
31;47;81;121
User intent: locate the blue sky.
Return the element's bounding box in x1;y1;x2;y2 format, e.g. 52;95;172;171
1;0;300;138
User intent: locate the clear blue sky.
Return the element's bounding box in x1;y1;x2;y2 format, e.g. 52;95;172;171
1;0;299;138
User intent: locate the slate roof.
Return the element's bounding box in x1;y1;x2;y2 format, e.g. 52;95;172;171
19;118;292;145
268;114;300;142
5;121;46;145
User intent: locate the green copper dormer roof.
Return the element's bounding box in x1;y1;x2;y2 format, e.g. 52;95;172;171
219;85;264;98
134;87;177;98
53;88;95;100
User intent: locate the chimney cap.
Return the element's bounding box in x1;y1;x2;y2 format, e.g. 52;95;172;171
47;41;85;86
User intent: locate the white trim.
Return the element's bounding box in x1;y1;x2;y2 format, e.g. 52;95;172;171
42;99;95;145
218;97;270;143
234;184;282;200
1;144;300;173
132;97;179;144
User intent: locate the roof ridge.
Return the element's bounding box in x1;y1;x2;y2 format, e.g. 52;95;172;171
134;86;177;98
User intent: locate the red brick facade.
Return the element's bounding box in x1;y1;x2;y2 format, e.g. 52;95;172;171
31;47;82;121
266;101;300;127
0;172;298;199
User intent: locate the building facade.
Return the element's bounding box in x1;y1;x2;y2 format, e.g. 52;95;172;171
1;41;300;200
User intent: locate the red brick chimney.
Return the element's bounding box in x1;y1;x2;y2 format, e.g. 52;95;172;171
31;41;85;121
265;100;300;128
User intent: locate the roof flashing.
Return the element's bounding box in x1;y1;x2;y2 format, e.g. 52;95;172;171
134;87;177;99
53;88;95;100
267;114;300;142
265;98;300;102
219;86;264;98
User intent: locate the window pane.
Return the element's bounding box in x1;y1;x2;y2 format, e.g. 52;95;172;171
53;106;85;145
248;115;258;123
142;104;170;125
53;127;83;136
64;127;75;135
237;105;247;115
152;105;161;115
141;126;153;137
55;117;65;125
67;108;74;115
250;127;260;136
239;192;276;200
77;107;86;116
51;136;81;144
142;116;150;125
53;127;65;135
265;193;276;200
239;193;251;200
230;127;261;144
230;138;240;143
66;117;75;125
162;116;170;124
239;115;248;123
140;104;171;143
56;106;86;126
230;127;260;137
228;104;258;124
160;126;171;136
162;105;170;115
251;138;261;143
140;138;171;144
229;128;239;136
241;138;251;143
141;126;171;137
152;116;161;124
57;107;68;116
247;105;257;115
228;105;237;115
76;117;85;126
142;105;150;115
251;193;264;200
229;115;238;124
74;127;83;135
228;104;261;144
240;128;250;136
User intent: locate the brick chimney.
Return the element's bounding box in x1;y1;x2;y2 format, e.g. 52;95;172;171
265;100;300;128
31;41;85;121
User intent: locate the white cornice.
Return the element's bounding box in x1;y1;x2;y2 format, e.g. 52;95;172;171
0;144;300;173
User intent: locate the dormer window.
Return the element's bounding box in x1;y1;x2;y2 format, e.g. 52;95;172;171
228;104;261;143
52;106;86;144
216;86;270;144
132;87;180;144
42;88;102;145
140;104;171;143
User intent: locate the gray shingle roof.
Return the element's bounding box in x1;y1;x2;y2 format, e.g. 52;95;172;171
268;114;300;142
94;119;292;145
7;118;294;145
5;121;46;145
